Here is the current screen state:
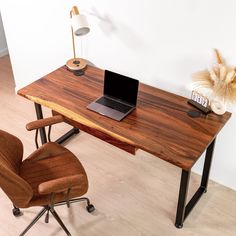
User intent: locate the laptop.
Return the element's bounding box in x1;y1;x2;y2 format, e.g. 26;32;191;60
87;70;139;121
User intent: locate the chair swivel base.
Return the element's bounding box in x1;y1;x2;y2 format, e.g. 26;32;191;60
15;197;95;236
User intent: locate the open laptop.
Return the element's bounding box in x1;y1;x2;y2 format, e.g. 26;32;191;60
87;70;139;121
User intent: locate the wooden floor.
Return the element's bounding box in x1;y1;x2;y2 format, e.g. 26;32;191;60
0;55;236;236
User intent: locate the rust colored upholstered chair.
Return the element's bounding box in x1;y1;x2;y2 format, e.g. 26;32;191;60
0;115;94;236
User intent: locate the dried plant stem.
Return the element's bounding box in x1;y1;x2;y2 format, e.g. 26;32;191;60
192;49;236;104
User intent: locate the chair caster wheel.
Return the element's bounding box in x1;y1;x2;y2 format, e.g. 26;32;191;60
86;204;95;213
12;207;22;217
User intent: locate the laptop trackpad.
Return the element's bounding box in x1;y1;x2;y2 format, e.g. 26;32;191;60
87;102;126;121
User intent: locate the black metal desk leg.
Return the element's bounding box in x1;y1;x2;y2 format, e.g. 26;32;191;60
175;138;216;228
175;170;190;228
55;127;80;144
34;103;47;145
201;139;216;192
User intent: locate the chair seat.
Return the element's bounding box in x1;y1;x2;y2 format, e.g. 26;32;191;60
20;142;88;207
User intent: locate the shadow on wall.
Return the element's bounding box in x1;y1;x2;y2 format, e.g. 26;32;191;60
88;7;117;36
87;7;146;51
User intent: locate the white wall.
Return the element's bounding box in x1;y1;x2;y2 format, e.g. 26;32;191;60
0;11;8;57
1;0;236;190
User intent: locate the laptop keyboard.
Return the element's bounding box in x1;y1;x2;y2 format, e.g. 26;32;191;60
96;97;132;113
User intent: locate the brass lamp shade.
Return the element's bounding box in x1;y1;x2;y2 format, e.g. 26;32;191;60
66;6;90;71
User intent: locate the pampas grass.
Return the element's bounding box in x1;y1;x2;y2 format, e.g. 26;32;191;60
192;49;236;103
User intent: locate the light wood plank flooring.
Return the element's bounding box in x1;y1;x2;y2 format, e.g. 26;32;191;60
0;55;236;236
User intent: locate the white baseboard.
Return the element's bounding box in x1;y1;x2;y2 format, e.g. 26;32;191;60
0;47;8;57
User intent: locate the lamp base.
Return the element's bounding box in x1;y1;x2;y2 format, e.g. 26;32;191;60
66;58;87;71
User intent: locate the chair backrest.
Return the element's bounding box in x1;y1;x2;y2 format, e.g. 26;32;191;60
0;130;33;207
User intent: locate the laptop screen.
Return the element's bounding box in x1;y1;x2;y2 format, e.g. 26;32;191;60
104;70;139;106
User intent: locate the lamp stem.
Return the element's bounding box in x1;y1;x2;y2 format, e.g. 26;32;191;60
71;27;77;61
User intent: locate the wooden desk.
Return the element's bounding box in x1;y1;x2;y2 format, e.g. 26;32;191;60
18;65;231;228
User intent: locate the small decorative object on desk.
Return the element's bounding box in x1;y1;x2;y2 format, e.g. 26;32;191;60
191;48;236;115
188;90;211;114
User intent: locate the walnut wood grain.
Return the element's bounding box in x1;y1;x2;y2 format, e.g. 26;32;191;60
52;110;137;155
18;65;231;170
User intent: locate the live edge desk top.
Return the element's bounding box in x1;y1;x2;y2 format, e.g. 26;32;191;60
18;65;231;171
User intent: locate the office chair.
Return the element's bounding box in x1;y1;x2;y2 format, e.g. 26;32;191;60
0;115;95;236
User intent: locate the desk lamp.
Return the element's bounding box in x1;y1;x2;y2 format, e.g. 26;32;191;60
66;6;90;71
